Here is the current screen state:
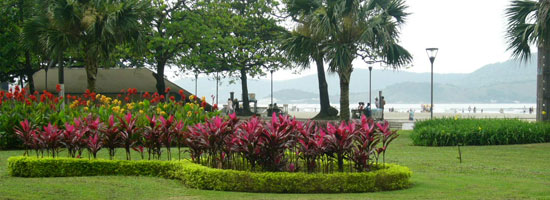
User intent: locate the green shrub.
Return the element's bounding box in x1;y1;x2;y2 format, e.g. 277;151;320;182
8;156;412;193
411;118;550;146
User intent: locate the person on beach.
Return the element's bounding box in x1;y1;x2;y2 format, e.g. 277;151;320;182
473;107;477;113
409;109;414;121
227;98;233;114
468;106;471;113
375;98;379;109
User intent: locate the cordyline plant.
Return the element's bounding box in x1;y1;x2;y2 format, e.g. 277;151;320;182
351;116;379;171
324;121;357;172
14;113;400;173
232;116;264;170
143;115;163;160
296;121;325;173
119;112;140;160
14;119;36;156
100;115;120;160
40;123;63;158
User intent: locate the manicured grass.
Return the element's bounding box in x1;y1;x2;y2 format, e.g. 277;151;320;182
1;131;550;199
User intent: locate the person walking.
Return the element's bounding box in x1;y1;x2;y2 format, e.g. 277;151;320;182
375;98;380;109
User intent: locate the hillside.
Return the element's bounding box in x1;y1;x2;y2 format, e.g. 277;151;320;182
174;55;537;104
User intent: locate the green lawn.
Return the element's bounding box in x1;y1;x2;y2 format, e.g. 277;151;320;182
1;131;549;200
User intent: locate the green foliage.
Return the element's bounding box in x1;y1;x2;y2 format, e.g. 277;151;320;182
8;156;411;193
411;118;550;146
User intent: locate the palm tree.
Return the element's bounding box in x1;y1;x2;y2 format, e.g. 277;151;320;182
282;1;338;119
25;0;150;92
506;0;550;121
296;0;412;120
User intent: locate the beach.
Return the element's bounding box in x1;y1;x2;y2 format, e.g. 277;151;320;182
287;111;536;121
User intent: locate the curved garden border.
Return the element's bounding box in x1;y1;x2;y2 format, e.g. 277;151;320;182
8;156;412;193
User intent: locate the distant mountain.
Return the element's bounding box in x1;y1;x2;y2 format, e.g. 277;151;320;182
174;55;536;104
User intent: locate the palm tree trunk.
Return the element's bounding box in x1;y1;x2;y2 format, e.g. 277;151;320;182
313;56;336;119
85;56;98;92
537;44;550;121
240;68;252;115
338;67;352;121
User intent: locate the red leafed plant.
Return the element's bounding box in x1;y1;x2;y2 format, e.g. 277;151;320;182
258;113;295;171
14;119;36;156
143;115;163;160
324;121;357;172
232;116;264;169
100;115;120;160
40;123;63;158
87;133;102;159
296;121;325;173
376;120;399;165
350;115;380;171
119;112;140;160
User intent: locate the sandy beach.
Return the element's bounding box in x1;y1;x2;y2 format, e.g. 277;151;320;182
287;111;536;121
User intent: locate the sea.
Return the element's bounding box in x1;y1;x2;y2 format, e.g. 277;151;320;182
253;98;536;114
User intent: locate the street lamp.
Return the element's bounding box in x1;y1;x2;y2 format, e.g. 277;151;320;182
368;66;373;106
194;71;199;96
270;70;274;107
426;48;439;119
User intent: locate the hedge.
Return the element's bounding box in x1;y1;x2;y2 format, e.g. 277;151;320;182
411;118;550;146
8;156;412;193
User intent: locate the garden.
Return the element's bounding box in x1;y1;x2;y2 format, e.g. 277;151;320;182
1;87;411;194
1;87;550;199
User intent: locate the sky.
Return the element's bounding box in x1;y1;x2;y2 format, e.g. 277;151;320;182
169;0;518;81
271;0;516;80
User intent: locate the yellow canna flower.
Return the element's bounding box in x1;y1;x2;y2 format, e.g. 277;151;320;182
96;94;101;99
160;111;166;116
163;104;168;109
201;96;206;102
87;100;92;106
187;111;192;117
139;110;144;114
84;107;89;112
112;106;120;113
139;102;144;106
156;107;161;113
121;108;125;114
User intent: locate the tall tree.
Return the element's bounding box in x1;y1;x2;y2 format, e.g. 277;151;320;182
506;0;550;121
0;0;43;92
282;0;338;119
25;0;150;92
143;0;208;96
184;0;288;115
294;0;412;120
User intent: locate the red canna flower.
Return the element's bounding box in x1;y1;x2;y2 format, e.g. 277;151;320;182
160;95;165;100
56;84;61;93
143;92;150;98
124;97;130;102
165;87;171;94
201;100;207;108
25;99;31;106
213;104;218;111
179;89;184;96
170;96;175;101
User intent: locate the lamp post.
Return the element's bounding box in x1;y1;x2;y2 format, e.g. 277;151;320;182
215;72;219;105
426;48;439;119
194;71;198;96
368;66;373;105
270;70;274;106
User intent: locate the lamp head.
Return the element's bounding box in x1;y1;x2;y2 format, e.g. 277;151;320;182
426;48;439;63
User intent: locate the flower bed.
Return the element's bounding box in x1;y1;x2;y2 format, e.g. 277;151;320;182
8;156;412;193
0;86;219;150
411;118;550;146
